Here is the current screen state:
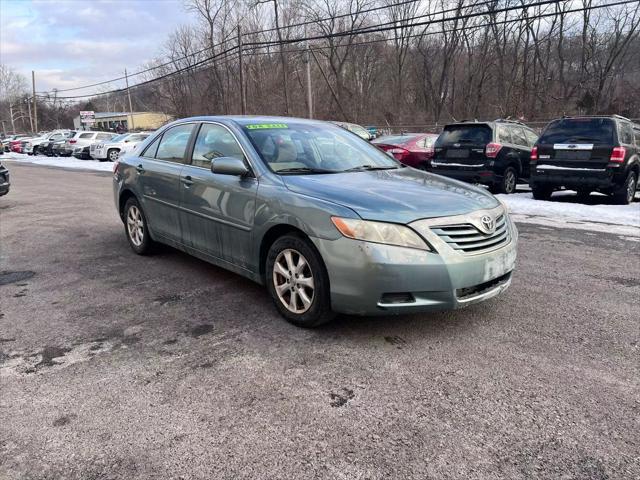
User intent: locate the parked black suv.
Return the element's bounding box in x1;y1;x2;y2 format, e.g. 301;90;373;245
430;119;538;194
530;115;639;204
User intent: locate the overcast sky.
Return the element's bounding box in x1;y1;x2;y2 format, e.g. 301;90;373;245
0;0;194;95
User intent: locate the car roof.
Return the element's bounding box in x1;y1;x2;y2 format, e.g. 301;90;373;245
170;115;339;129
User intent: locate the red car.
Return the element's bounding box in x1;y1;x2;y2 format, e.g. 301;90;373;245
372;133;439;169
9;139;25;153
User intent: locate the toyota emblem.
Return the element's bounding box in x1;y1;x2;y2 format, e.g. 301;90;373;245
480;215;495;233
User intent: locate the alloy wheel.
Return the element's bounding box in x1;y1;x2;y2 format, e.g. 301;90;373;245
272;248;315;314
626;175;636;203
126;205;144;247
504;169;516;194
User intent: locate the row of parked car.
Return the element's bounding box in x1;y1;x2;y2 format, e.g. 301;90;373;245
367;115;640;205
0;130;152;162
3;114;639;205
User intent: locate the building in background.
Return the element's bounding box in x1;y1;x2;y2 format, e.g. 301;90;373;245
73;112;172;131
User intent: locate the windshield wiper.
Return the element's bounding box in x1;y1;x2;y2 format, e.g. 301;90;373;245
341;165;399;172
276;167;337;174
566;137;596;143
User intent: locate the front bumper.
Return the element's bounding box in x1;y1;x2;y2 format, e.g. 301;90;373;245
312;214;518;315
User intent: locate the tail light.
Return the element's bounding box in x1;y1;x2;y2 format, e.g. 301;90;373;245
610;146;626;163
389;147;409;159
530;146;538;163
485;142;502;158
113;160;120;174
69;139;77;144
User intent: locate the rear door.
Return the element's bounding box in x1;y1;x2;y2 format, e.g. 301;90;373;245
433;124;492;168
536;118;616;170
137;123;196;243
179;122;258;268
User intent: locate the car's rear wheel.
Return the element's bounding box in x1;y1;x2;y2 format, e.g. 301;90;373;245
108;149;119;162
612;171;637;205
124;197;154;255
266;234;335;328
531;184;554;201
491;167;518;194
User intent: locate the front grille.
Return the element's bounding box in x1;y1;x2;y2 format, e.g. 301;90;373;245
431;214;510;254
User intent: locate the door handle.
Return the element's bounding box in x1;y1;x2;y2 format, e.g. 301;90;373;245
136;164;145;174
182;175;194;186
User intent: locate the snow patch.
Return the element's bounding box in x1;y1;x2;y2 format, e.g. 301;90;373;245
2;152;113;172
498;192;640;236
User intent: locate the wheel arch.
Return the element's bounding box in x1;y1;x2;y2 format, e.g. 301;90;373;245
258;224;312;279
118;189;138;222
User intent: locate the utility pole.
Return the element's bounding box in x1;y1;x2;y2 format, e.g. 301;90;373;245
305;43;313;119
238;25;246;115
27;97;33;132
32;71;38;133
125;68;135;131
53;89;59;128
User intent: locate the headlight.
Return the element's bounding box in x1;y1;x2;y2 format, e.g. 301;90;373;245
331;217;431;251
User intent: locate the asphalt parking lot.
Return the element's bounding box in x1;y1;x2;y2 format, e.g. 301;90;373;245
1;163;639;479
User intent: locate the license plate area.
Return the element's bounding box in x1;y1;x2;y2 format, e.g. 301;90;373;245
554;150;591;160
446;149;469;159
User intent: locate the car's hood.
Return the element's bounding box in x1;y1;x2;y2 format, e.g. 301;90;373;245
281;167;499;223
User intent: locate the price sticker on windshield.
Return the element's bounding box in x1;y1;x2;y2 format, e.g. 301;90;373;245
246;123;289;130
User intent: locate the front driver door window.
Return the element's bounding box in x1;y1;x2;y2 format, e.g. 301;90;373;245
180;123;257;268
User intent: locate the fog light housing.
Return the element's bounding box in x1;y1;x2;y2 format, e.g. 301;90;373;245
380;292;415;304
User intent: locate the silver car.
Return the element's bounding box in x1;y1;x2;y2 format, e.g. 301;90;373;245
113;116;517;327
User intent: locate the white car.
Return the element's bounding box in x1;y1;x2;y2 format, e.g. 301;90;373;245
91;132;152;161
64;131;116;158
24;130;75;155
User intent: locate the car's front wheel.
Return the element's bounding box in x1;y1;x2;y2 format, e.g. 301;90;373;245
124;197;154;255
266;234;335;328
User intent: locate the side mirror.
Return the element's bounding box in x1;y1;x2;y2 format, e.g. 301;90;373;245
124;139;130;143
211;156;249;176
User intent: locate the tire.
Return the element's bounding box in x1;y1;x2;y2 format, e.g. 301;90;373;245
491;166;518;194
108;149;119;162
612;171;637;205
531;184;554;201
123;197;155;255
265;234;335;328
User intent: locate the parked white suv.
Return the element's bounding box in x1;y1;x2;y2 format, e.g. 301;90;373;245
91;132;152;161
64;131;116;159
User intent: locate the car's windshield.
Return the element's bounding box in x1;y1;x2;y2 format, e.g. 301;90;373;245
110;134;128;142
436;125;492;146
538;118;615;144
241;122;400;174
